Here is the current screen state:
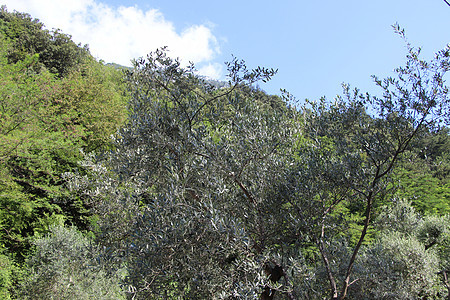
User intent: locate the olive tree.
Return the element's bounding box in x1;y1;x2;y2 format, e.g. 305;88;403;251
285;25;450;299
70;49;306;299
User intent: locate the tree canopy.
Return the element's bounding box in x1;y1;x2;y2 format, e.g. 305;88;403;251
0;6;128;265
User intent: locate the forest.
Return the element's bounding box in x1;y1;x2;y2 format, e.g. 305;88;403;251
0;6;449;300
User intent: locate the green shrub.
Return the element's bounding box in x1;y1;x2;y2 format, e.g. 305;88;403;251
19;226;125;300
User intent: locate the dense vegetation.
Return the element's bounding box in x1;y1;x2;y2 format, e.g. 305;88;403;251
0;7;449;299
0;6;128;298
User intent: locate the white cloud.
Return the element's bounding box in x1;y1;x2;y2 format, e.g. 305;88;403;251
197;63;224;80
2;0;222;76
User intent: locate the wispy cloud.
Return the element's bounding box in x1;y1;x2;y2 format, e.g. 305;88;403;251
3;0;223;78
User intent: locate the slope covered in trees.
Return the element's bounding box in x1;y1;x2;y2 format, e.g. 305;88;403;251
0;7;449;300
0;7;128;298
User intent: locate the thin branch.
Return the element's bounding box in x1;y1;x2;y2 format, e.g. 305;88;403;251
444;0;450;8
189;83;238;125
193;151;210;159
318;223;339;299
339;166;380;299
322;188;351;217
348;278;359;287
237;142;280;178
281;268;297;300
233;175;257;206
377;111;428;179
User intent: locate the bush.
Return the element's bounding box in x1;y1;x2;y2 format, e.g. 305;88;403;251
0;250;13;299
19;226;125;300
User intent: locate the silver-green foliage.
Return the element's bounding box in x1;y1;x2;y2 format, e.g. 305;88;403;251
69;50;307;298
355;232;441;299
348;199;449;299
113;51;299;298
20;226;125;300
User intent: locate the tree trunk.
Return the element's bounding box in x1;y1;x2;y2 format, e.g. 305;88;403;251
260;263;296;300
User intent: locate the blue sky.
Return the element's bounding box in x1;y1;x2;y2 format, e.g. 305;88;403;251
4;0;450;103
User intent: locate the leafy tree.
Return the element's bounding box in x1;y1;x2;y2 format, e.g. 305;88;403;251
290;25;449;299
0;249;14;299
392;127;450;215
0;42;70;256
66;50;300;299
0;13;128;261
0;6;90;77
